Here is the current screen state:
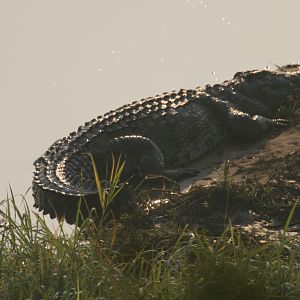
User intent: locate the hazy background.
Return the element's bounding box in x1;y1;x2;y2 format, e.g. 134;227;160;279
1;1;299;212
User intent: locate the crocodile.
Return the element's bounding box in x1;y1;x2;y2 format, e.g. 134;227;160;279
33;65;300;224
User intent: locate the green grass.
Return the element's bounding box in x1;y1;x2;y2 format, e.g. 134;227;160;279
1;149;300;299
88;152;126;224
1;186;300;299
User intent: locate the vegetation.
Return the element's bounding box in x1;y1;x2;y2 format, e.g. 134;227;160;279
1;153;300;299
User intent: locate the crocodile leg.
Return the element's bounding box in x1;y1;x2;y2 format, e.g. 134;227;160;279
201;96;288;139
92;135;199;181
92;135;164;179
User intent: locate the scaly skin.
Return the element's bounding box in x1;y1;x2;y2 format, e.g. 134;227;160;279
32;65;300;224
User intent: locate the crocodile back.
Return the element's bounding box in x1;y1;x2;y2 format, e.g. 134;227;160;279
33;88;225;197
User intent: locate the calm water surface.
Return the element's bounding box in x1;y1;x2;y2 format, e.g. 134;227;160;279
0;1;299;217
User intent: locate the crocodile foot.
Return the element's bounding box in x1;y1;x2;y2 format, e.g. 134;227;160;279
253;115;289;131
272;118;289;127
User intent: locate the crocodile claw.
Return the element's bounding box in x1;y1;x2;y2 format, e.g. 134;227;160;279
272;118;289;127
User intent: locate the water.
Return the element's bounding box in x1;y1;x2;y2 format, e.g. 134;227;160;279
0;1;299;214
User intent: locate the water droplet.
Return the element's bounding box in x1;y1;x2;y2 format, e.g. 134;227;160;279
227;21;231;25
222;17;225;21
99;67;102;72
161;58;164;62
265;66;271;70
212;71;216;75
